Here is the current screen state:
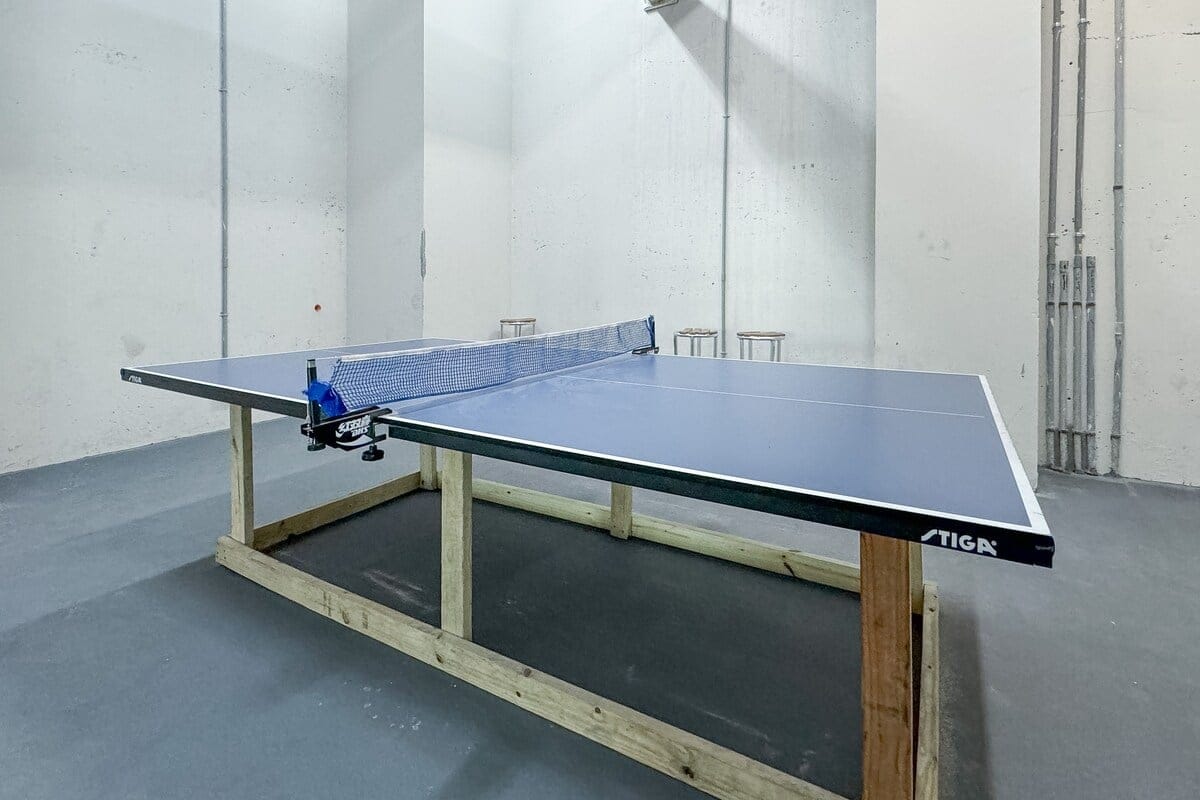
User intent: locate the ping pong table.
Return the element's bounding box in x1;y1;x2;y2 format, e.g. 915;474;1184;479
122;318;1053;800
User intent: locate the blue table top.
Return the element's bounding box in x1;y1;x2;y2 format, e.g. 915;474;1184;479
123;344;1052;565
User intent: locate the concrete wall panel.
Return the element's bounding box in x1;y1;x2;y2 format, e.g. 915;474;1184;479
423;0;514;342
347;0;424;344
876;0;1043;482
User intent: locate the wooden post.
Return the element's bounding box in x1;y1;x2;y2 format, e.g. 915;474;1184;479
860;532;914;800
909;542;924;612
230;405;254;545
610;483;633;539
420;444;439;490
441;449;472;640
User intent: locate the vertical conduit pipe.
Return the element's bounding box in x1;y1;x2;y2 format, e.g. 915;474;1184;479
1057;260;1069;467
1067;0;1089;472
1111;0;1126;474
1070;257;1083;472
717;0;733;358
219;0;230;357
1085;256;1097;472
1072;0;1088;263
1045;260;1059;467
1044;0;1065;467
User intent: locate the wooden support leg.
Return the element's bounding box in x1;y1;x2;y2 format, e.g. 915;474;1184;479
441;450;472;640
909;542;924;613
610;483;633;539
420;444;439;490
861;532;914;800
230;405;254;545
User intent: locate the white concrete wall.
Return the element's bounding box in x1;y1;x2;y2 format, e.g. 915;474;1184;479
347;0;424;344
1044;0;1199;485
423;1;514;342
506;1;874;358
227;0;348;356
0;2;222;474
508;2;726;341
726;0;875;365
506;1;873;361
1;1;349;474
1119;3;1200;485
875;0;1044;482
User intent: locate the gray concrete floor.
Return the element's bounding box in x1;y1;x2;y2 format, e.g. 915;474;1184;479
1;418;1197;799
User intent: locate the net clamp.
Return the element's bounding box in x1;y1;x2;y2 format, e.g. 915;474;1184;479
633;345;660;355
301;406;391;461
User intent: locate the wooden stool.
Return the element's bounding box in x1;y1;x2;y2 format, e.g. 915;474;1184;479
500;317;536;338
673;327;718;357
737;331;785;362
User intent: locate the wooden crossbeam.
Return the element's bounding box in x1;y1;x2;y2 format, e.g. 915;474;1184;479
250;471;422;551
469;478;860;594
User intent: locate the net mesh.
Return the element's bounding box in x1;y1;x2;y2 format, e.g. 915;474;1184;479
314;317;654;414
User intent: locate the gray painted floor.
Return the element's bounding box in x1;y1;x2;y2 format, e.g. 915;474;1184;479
1;418;1197;799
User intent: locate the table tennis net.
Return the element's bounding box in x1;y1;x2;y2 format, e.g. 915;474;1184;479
307;316;655;417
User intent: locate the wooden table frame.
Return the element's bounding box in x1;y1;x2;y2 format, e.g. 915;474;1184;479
217;406;940;800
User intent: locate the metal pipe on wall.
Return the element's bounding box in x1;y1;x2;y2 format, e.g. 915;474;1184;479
1111;0;1127;475
1057;260;1070;467
1045;260;1059;467
1044;0;1065;467
1072;0;1088;264
219;0;230;357
1070;257;1083;472
717;0;733;358
1064;0;1089;473
1085;255;1097;472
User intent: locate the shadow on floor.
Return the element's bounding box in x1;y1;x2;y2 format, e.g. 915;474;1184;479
273;491;867;797
1;489;876;799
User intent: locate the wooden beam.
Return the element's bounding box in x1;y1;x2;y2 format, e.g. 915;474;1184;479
215;537;843;800
471;478;609;528
420;445;439;490
441;450;472;640
229;405;254;545
469;478;860;593
909;543;924;611
860;532;914;800
915;583;940;800
610;483;633;539
635;515;860;594
251;471;422;551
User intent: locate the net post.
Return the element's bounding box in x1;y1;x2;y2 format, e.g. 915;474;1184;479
305;358;325;451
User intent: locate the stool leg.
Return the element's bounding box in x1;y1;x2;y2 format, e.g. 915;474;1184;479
673;335;679;355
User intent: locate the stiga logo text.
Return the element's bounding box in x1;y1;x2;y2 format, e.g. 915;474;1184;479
921;530;998;557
